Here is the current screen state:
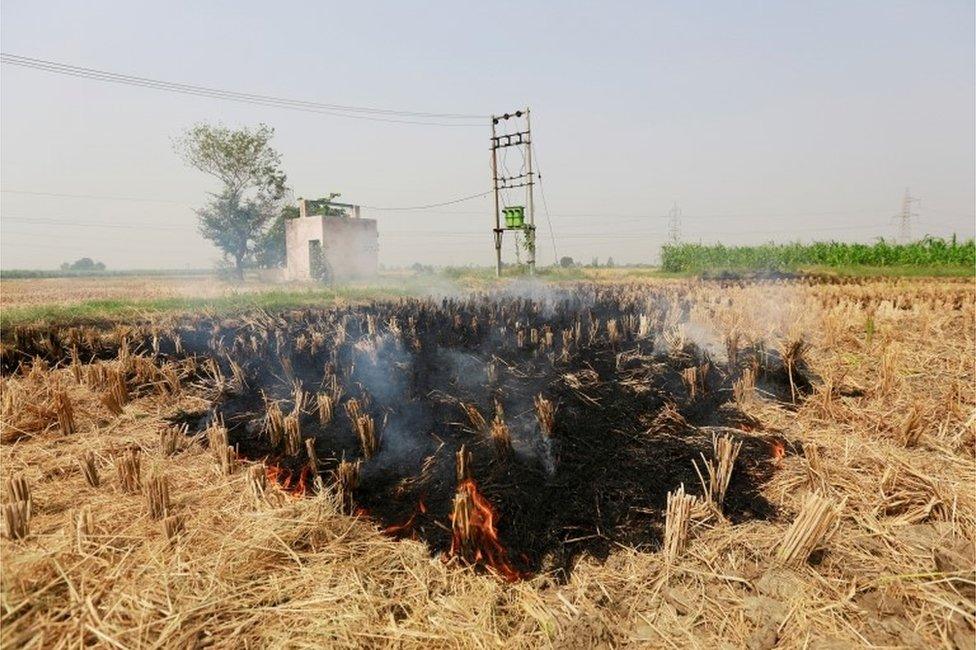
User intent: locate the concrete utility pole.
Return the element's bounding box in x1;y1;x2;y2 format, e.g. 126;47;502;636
667;202;682;245
895;188;920;243
490;108;536;277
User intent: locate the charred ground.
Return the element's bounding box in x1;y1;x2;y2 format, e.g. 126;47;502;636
2;284;812;578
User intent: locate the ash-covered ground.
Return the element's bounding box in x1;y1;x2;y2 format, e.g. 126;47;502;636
3;284;812;578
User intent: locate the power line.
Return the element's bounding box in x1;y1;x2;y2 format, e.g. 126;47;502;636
9;188;970;224
2;189;191;205
1;53;487;127
531;143;559;265
2;217;189;231
2;188;491;212
359;191;491;211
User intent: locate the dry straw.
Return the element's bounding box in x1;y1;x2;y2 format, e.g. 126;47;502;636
305;438;320;475
160;364;181;396
779;336;808;404
355;414;377;458
218;445;238;476
534;394;555;437
777;492;842;566
693;434;743;511
899;407;924;448
3;474;32;540
69;347;83;383
159;425;183;457
663;484;694;563
264;401;285;447
6;474;32;519
74;506;94;551
462;403;487;433
162;513;185;544
333;458;360;514
451;446;476;558
115;448;141;493
207;419;229;453
733;367;756;405
345;397;363;422
247;464;267;504
489;413;512;456
100;369;129;416
804;442;827;491
681;367;699;400
78;451;100;487
3;500;30;540
146;471;171;520
317;393;334;425
283;414;301;456
51;388;76;435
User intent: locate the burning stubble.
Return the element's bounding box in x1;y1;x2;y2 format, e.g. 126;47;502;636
71;284;807;579
449;446;522;581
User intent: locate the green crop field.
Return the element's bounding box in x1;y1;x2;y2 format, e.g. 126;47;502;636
660;237;975;274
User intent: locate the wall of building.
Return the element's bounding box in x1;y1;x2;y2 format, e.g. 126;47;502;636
285;216;325;281
285;215;378;281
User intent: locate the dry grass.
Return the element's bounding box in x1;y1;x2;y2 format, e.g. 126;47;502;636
693;433;743;511
663;484;694;563
1;277;974;648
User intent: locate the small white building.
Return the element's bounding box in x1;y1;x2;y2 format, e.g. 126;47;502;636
285;199;378;281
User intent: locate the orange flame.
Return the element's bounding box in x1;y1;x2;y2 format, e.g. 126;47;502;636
382;500;427;539
770;440;786;462
448;478;525;582
265;463;312;496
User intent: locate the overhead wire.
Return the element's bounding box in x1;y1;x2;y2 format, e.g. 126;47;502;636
530;143;558;265
1;53;487;126
359;191;491;211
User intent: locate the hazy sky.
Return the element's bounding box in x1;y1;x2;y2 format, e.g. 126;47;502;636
2;1;974;269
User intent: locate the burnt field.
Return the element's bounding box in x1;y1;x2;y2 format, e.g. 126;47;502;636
1;277;973;648
3;286;806;579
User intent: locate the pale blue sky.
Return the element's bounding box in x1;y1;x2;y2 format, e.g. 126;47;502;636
2;1;974;268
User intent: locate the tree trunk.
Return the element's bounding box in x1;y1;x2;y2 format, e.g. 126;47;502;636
234;255;245;282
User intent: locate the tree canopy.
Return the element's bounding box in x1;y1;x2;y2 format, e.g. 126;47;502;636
175;123;287;280
175;123;286;200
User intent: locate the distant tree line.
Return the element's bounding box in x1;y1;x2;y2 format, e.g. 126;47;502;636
60;257;105;271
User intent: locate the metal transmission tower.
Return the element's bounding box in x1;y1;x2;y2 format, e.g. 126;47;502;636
667;202;682;244
894;188;920;243
490;108;536;276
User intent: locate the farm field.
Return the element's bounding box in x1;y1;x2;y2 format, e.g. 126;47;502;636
1;275;974;648
661;238;976;274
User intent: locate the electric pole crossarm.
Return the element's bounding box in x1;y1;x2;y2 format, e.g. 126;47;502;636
496;181;533;190
489;107;536;277
490;131;531;149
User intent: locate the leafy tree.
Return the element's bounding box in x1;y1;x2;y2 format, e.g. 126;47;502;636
255;205;299;268
175;123;287;280
195;191;276;279
559;256;575;268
